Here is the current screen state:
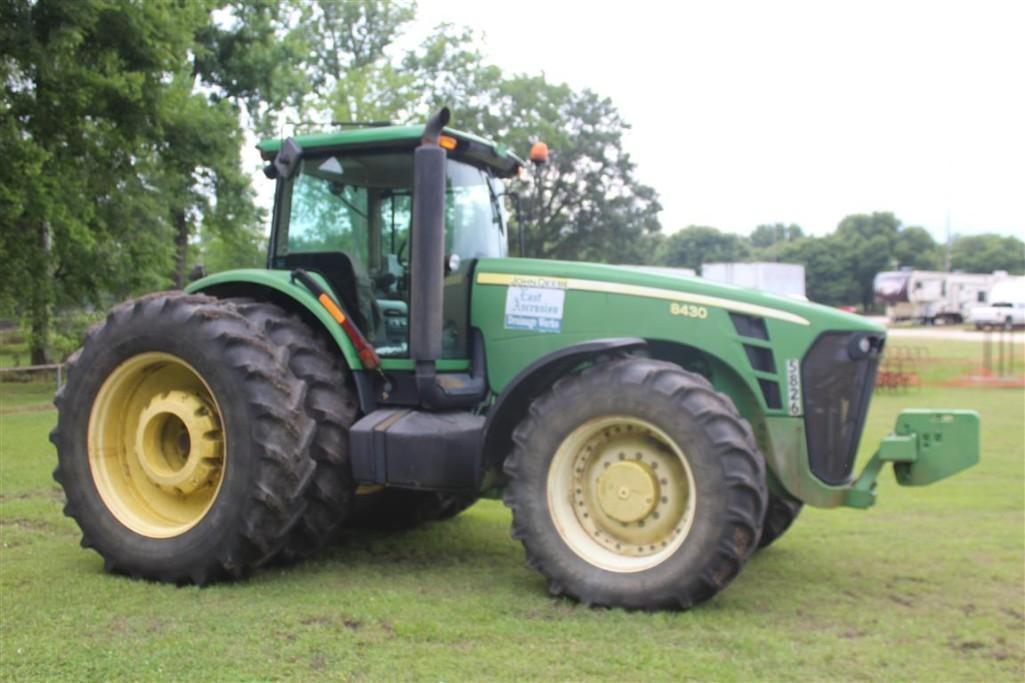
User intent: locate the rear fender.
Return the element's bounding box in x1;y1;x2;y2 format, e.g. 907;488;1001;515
188;269;362;370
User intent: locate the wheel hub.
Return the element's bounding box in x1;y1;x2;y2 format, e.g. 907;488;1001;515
551;416;697;572
596;460;659;523
88;353;229;538
135;390;223;495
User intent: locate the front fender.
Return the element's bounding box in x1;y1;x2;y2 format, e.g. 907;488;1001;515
480;337;647;473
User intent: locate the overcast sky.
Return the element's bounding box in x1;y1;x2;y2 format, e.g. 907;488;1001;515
406;0;1024;240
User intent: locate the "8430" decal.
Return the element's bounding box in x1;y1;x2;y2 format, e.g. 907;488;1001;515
669;302;709;319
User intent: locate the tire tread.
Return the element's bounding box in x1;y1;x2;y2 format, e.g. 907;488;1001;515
50;293;317;584
503;357;768;610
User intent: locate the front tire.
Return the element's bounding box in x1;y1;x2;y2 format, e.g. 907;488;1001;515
503;358;767;610
51;293;316;584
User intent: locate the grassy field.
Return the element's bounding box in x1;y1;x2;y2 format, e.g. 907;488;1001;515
1;341;1023;680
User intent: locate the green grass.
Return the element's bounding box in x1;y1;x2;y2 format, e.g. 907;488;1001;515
2;383;1022;680
0;339;29;368
884;339;1024;385
0;381;57;412
1;331;60;411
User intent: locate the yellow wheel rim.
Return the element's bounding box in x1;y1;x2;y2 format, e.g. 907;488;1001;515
88;352;226;538
546;416;697;573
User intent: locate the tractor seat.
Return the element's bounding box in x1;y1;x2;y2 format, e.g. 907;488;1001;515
278;251;376;336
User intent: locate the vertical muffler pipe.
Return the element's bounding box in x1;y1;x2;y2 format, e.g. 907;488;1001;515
410;108;450;401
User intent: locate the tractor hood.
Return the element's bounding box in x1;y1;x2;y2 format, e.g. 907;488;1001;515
475;258;883;334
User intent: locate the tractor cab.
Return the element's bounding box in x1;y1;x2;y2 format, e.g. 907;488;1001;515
259;122;522;363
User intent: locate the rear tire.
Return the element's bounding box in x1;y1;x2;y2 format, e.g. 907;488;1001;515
757;492;803;549
227;299;359;562
503;358;767;610
51;293;316;584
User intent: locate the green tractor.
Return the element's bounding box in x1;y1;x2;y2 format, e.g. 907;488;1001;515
51;108;980;609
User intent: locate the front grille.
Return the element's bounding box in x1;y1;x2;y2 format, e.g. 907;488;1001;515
802;332;884;484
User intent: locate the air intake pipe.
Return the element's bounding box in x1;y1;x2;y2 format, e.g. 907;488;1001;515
409;107;486;410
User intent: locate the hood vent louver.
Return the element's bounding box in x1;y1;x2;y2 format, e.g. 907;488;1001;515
758;379;782;409
744;344;776;374
732;313;779;409
730;312;769;340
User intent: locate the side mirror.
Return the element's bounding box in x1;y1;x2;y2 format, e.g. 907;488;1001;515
273;138;303;180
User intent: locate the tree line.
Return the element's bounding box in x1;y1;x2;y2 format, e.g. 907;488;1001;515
655;215;1025;310
2;1;1022;364
1;0;660;363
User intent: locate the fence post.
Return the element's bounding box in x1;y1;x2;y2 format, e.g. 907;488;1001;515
982;330;991;375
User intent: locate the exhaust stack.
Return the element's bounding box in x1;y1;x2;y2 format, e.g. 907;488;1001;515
409;107;450;365
408;107;486;410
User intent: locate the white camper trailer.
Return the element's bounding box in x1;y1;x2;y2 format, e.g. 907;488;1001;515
701;262;806;299
874;270;1009;324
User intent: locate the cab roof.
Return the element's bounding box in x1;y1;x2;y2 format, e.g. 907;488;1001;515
257;124;524;178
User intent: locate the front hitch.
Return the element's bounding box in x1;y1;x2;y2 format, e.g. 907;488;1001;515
845;410;980;508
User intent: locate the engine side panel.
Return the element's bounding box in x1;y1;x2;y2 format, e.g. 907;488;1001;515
469;259;886;507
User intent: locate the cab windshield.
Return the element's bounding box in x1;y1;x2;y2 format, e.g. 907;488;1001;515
273;152;507;358
277;153;507;265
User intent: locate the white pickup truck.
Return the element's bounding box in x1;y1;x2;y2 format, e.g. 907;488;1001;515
969;277;1025;329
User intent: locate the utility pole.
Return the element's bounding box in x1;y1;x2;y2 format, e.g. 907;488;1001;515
944;211;952;272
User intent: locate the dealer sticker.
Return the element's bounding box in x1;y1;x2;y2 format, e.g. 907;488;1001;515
785;359;803;416
504;281;565;334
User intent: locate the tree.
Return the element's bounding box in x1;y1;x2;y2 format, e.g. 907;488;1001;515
202;8;665;267
159;75;264;287
832;212;902;310
194;0;306;137
950;234;1025;275
749;223;804;262
655;226;750;272
0;0;266;359
778;236;859;306
291;0;417;126
751;223;804;249
0;0;213;361
504;77;662;264
407;34;663;263
892;225;943;271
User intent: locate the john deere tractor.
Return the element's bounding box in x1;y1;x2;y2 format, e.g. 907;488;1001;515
51;109;980;609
